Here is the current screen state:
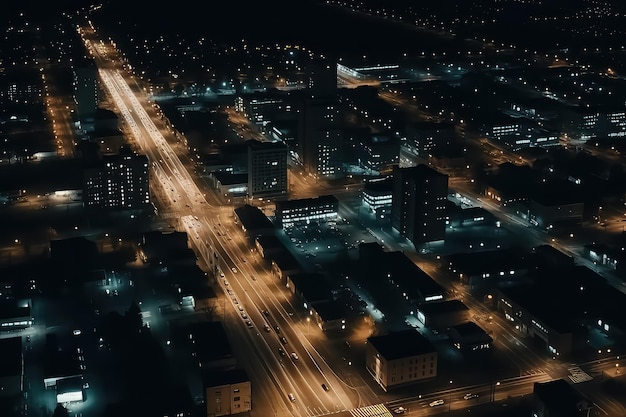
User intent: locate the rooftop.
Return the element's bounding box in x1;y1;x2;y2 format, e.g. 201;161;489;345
368;329;436;360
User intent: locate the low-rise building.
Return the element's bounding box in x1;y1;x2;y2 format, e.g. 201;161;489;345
0;337;23;398
203;368;251;417
532;379;593;417
415;299;470;330
274;195;338;229
448;321;493;352
366;330;437;391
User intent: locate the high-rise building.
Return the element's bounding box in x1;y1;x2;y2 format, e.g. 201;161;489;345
247;139;288;199
72;58;99;123
83;147;149;209
301;60;344;180
391;164;448;245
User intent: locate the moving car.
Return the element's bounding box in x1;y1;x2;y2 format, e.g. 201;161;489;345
288;393;296;402
290;352;299;361
392;407;406;414
322;383;330;392
263;324;271;332
464;393;479;400
429;399;444;407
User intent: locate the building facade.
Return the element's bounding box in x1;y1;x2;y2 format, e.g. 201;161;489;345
247;139;288;199
391;164;448;245
83;147;150;209
366;330;438;391
274;195;339;229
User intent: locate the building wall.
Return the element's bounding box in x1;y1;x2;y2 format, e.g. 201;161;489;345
275;196;338;228
529;200;584;228
391;165;448;245
248;142;288;198
84;153;150;209
302;98;344;179
73;63;99;120
365;344;438;391
205;381;251;417
497;291;574;357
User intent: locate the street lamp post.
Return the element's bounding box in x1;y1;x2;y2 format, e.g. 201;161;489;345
490;381;500;402
448;380;452;412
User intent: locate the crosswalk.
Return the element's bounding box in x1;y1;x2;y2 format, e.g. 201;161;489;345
568;366;593;383
349;404;393;417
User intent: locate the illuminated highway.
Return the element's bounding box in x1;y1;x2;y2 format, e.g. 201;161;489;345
75;19;626;417
80;23;373;417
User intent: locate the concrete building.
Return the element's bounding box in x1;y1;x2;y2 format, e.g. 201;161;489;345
233;204;276;240
366;330;438;391
203;368;251;417
274;195;338;229
210;172;248;199
0;300;33;332
403;121;456;157
532;379;593;417
356;133;400;174
72;57;99;124
447;322;493;352
415;299;470;330
169;321;237;371
247;139;288;199
43;334;83;389
441;247;531;288
83;146;150;209
528;182;585;229
301;60;344;179
362;176;393;219
391;164;448;245
0;337;23;398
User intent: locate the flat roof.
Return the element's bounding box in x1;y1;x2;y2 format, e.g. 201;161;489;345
202;368;249;388
169;320;233;362
368;329;435;360
275;194;338;211
0;301;30;320
443;247;529;276
0;337;22;377
385;251;446;299
449;321;487;337
43;349;82;379
313;301;347;321
417;299;469;315
288;272;332;303
534;379;589;412
234;204;275;231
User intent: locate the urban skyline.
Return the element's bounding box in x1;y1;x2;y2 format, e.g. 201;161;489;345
1;1;626;417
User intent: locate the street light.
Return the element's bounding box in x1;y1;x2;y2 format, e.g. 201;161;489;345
448;380;452;412
490;381;500;402
307;317;310;336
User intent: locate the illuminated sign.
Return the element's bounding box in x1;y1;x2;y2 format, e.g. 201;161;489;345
57;390;83;403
